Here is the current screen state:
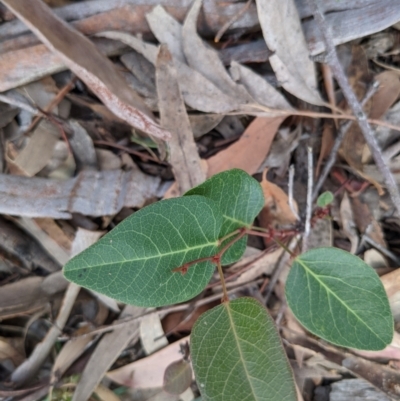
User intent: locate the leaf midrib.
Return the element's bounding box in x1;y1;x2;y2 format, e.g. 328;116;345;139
296;257;384;344
66;241;218;271
225;303;258;400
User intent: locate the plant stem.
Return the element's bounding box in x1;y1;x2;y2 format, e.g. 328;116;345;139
216;259;229;303
307;0;400;216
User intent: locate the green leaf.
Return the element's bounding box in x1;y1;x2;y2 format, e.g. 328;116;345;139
191;298;296;401
63;196;222;307
285;247;393;350
185;169;264;264
317;191;334;207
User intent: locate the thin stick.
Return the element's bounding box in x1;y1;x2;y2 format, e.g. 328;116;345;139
288;164;300;220
312;81;379;199
307;0;400;216
303;147;313;252
247;104;400;132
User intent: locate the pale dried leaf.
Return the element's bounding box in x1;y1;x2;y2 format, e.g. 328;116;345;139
13;121;58;177
68;120;97;171
140;312;168;355
146;5;186;63
256;0;322;105
230;61;293;111
182;0;252;103
107;336;190;389
156;45;205;193
189;114;224;138
97;31;241;114
0;169;160;218
2;0;170;140
207;116;283;176
73;305;146;401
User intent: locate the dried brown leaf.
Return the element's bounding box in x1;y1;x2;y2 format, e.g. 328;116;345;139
259;169;298;229
256;0;322;105
156;45;205;193
207;116;283;176
2;0;170;140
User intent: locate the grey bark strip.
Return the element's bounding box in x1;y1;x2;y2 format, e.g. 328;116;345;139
0;170;160;218
1;0;171;140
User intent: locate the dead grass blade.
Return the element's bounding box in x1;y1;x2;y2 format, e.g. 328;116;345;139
156;45;205;193
1;0;170;140
256;0;323;105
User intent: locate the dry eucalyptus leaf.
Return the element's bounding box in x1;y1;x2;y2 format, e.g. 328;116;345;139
207;116;283;176
72;305;145;401
146;5;186;64
13;121;59;177
97;31;240;114
182;0;252;103
156;45;205;193
256;0;322;105
107;337;191;389
230;61;293;112
1;0;170;140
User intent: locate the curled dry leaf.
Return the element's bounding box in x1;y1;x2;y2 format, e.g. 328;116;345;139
97;31;240;114
258;169;298;229
256;0;322;105
1;0;170;140
156;44;205;193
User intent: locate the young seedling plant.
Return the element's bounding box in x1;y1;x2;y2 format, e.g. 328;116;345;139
63;169;393;401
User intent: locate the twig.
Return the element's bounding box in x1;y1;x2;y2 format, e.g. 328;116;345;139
312;78;379;200
303;147;313;252
307;0;400;216
288;164;300;220
0;93;41;115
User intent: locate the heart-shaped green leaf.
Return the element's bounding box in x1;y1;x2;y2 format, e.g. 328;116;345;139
191;298;296;401
63;196;222;307
285;247;393;350
185;169;264;264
